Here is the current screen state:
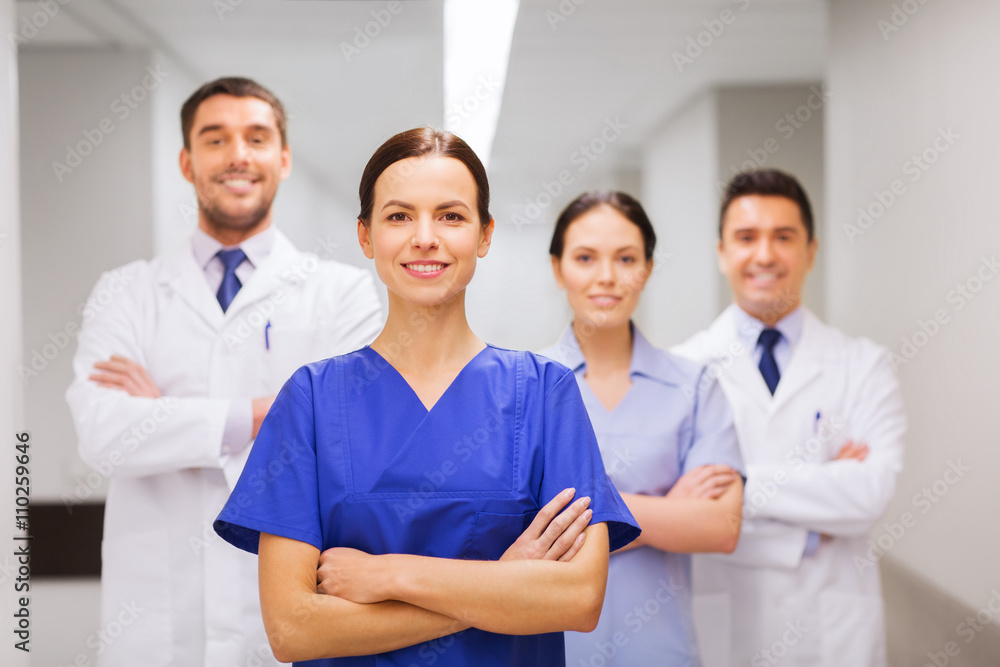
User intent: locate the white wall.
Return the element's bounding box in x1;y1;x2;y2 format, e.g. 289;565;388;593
716;85;826;317
19;49;156;503
637;93;720;348
827;0;1000;612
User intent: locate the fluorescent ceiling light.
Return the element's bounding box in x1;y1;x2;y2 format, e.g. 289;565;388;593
443;0;520;169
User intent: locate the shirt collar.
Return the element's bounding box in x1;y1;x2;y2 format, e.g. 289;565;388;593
190;225;276;271
553;322;678;385
731;303;805;350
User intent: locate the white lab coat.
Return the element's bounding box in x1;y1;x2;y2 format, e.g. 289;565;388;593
66;231;382;667
673;305;905;667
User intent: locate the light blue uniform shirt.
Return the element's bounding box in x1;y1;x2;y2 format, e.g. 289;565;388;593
541;324;744;667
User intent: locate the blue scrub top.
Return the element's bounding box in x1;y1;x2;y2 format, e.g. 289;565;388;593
541;324;744;667
215;344;639;667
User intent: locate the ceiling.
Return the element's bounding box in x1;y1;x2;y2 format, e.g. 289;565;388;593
16;0;827;222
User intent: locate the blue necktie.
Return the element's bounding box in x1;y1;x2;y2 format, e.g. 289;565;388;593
216;248;247;313
757;328;782;395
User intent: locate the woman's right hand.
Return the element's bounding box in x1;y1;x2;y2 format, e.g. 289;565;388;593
666;464;740;500
500;488;592;562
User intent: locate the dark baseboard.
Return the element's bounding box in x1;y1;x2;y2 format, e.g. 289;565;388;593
29;503;103;578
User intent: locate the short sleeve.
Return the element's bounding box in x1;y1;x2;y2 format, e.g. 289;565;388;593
541;368;640;552
680;368;745;477
214;368;323;554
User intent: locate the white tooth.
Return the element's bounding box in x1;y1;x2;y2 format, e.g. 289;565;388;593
409;264;444;273
224;179;252;187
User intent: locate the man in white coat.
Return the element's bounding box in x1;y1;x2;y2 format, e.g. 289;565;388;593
673;169;905;667
65;78;383;666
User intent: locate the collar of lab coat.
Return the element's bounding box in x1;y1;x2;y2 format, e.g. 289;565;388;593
702;304;833;414
156;229;307;331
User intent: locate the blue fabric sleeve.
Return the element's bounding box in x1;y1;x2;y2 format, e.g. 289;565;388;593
681;367;746;479
214;367;324;554
541;367;640;552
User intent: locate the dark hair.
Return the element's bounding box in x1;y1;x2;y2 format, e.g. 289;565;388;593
180;77;287;150
719;169;814;241
358;127;491;227
549;191;656;262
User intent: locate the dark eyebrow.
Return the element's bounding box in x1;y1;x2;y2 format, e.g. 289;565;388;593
197;124;274;137
570;245;642;254
435;200;470;211
381;199;414;211
380;200;471;212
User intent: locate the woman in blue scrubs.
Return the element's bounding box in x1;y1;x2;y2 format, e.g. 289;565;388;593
214;129;639;666
541;192;745;667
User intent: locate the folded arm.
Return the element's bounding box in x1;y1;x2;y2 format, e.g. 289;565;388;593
265;488;599;662
319;524;609;636
260;533;466;662
745;353;905;537
621;465;744;554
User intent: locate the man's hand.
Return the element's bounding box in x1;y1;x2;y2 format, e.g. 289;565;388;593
667;464;740;500
500;488;592;562
834;440;869;462
89;355;162;398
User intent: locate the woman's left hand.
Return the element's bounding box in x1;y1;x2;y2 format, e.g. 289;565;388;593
317;547;387;604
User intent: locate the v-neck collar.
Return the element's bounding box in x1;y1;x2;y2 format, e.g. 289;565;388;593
362;344;493;413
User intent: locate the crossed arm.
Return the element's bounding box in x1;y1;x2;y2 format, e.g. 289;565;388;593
260;489;606;663
619;464;744;554
88;354;276;439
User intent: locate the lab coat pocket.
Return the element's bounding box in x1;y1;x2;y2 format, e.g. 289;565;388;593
265;327;322;387
100;529;173;666
817;412;852;461
465;510;537;561
819;591;885;667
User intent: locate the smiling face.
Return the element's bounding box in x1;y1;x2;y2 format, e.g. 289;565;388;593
552;204;652;331
179;94;291;242
357;155;493;308
718;194;817;325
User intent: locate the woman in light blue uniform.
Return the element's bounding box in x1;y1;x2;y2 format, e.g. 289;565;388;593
541;192;745;667
213;130;639;667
